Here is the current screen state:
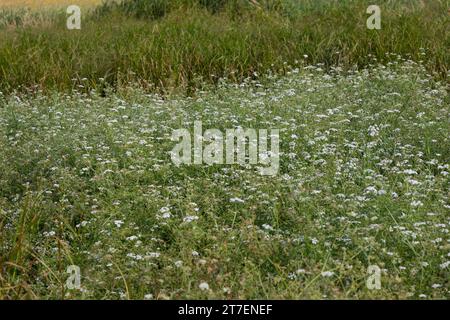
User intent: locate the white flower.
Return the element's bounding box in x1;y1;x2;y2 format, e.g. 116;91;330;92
145;252;160;259
199;282;209;291
321;271;334;277
192;250;200;257
159;206;170;213
364;186;378;194
162;212;171;219
159;206;172;219
144;294;153;300
114;220;124;228
287;273;297;280
230;197;245;203
44;231;56;237
174;260;183;268
127;253;143;260
183;215;199;223
368;125;379;137
410;200;423;207
407;179;421;186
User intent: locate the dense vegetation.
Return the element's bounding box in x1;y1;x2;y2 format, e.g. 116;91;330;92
0;0;448;94
0;0;448;300
1;61;449;299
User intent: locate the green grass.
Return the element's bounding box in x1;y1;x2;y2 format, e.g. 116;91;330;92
0;0;448;94
0;61;448;299
0;0;449;300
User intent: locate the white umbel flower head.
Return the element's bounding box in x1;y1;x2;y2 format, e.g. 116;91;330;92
199;282;210;291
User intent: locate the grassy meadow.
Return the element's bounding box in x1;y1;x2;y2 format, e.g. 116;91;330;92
0;0;449;300
0;0;448;94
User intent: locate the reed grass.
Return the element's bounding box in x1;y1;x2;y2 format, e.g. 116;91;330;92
0;0;447;94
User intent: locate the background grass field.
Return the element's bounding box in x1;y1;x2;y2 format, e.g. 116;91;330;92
0;0;448;95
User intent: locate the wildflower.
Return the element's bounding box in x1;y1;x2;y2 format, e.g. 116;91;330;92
192;250;200;257
157;206;172;219
364;186;378;194
407;179;421;186
411;200;423;207
160;206;170;213
114;220;124;228
287;273;297;280
174;260;183;268
162;212;171;219
199;282;209;291
43;231;56;237
368;125;379;137
145;252;160;259
183;215;199;223
127;253;143;260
